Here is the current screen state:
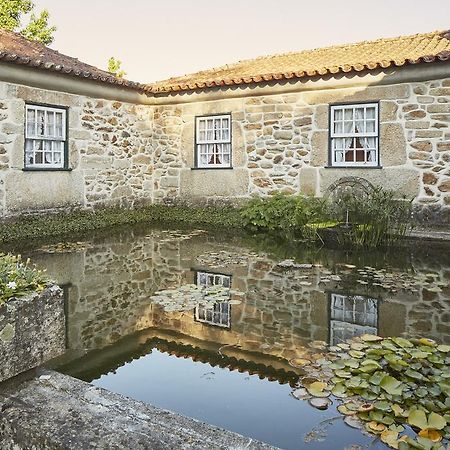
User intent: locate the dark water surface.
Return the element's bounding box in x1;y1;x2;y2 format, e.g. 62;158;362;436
11;224;449;450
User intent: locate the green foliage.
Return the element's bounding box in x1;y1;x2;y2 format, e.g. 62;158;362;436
240;194;332;240
0;0;56;45
107;56;126;78
331;187;413;248
0;205;245;245
0;253;48;304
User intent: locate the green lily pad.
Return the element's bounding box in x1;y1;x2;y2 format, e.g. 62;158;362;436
374;400;392;412
331;383;347;398
380;376;404;396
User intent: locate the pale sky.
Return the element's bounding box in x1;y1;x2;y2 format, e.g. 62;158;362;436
33;0;450;84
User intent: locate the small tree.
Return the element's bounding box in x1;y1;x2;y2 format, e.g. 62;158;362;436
107;56;126;78
0;0;56;45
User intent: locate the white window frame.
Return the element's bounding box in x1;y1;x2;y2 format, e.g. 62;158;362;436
195;114;232;168
196;271;232;288
194;270;232;328
195;301;231;328
25;104;67;169
330;103;379;167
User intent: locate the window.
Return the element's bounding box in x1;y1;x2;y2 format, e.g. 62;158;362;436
195;302;231;328
330;103;379;167
195;114;231;168
194;270;232;328
25;104;67;169
329;293;378;345
196;271;231;288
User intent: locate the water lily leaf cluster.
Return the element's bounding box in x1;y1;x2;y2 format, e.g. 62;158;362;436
294;335;449;450
150;284;243;312
156;229;207;243
0;253;49;305
337;265;445;294
196;250;264;268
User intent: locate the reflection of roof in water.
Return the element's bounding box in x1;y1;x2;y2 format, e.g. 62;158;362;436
55;328;302;387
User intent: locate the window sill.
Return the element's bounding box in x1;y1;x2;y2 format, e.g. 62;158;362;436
324;165;382;169
22;167;73;172
191;167;234;171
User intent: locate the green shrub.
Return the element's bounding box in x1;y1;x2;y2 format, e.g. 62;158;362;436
240;194;331;240
331;187;413;248
0;254;49;305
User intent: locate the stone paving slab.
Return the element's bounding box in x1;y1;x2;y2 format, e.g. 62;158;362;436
407;228;450;242
0;369;278;450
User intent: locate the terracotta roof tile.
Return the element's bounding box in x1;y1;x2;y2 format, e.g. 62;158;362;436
0;29;148;92
149;30;450;93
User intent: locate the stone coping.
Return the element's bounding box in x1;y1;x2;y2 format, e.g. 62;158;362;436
0;369;278;450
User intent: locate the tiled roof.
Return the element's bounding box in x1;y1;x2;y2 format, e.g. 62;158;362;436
0;29;148;92
149;30;450;93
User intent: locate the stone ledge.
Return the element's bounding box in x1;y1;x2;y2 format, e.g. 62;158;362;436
0;369;277;450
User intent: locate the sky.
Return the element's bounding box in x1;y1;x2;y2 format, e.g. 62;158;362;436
33;0;450;84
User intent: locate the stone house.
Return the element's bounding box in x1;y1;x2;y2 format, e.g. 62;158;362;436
0;29;449;224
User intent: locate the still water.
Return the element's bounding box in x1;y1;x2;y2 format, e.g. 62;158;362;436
14;224;449;449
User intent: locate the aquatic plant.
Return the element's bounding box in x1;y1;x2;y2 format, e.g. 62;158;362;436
294;335;449;450
331;187;413;248
0;254;49;304
150;284;243;312
240;193;332;240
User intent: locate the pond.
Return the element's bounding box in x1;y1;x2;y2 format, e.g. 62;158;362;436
10;224;450;450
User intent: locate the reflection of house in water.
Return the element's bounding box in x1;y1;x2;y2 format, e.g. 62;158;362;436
194;271;232;329
35;230;449;384
329;293;378;345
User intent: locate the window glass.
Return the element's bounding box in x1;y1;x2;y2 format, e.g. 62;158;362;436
25;105;66;169
330;103;378;167
196;115;232;168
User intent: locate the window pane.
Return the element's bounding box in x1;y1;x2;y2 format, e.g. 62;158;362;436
366;120;375;133
334;121;343;134
55;112;64;138
334;109;343;121
36;110;45;136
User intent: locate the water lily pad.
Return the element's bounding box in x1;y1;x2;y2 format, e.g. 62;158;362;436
418;429;442;442
418;338;437;348
361;334;384;342
338;404;357;416
306;381;330;398
309;397;332;410
367;421;386;433
289;358;311;368
380;430;399;449
380;376;404;396
344;415;364;429
374;400;392;412
331;383;347;398
358;403;374;413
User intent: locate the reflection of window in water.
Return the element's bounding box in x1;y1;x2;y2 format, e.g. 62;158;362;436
196;271;231;288
194;271;232;328
196;302;231;328
330;293;378;345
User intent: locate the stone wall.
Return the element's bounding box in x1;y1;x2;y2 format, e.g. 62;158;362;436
0;285;65;383
1;71;449;223
0;82;154;217
153;78;449;224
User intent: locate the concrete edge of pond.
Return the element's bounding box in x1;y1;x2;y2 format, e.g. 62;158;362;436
0;368;279;450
